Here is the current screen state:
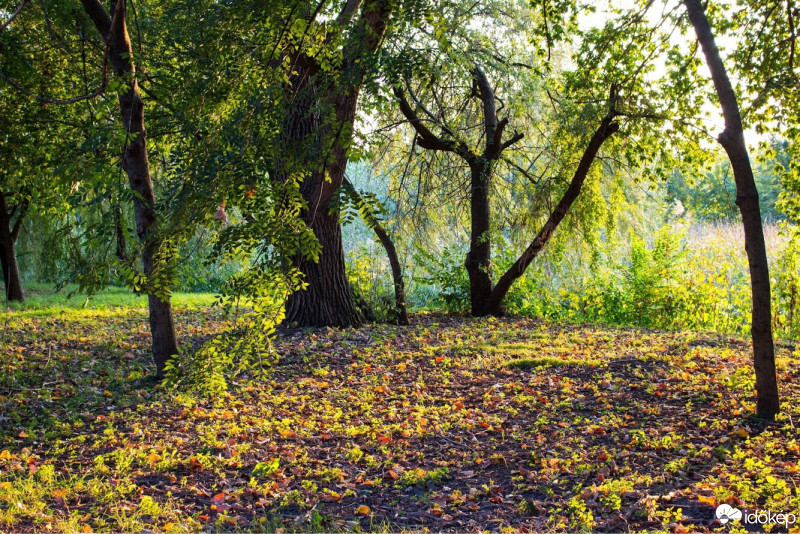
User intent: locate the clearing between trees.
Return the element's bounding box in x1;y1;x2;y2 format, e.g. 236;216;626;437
1;301;799;532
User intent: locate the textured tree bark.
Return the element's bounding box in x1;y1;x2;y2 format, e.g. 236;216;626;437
482;101;620;315
283;0;392;327
81;0;178;377
286;209;361;326
684;0;780;418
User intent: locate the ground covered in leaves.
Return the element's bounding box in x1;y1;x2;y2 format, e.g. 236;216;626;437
2;301;800;532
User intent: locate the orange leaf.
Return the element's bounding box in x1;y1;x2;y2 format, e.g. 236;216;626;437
355;505;371;516
698;495;716;506
188;457;203;471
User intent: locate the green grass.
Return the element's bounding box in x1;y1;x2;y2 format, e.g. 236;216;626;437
506;355;598;369
4;283;217;313
452;341;601;369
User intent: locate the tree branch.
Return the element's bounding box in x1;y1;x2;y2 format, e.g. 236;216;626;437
394;87;461;153
0;0;30;32
336;0;362;25
483;87;620;313
10;197;30;241
472;64;499;155
79;0;112;40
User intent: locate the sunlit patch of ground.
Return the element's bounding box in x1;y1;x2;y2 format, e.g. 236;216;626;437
1;309;799;532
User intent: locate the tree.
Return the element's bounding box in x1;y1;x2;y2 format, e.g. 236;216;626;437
0;188;27;302
393;63;621;316
272;0;393;328
393;65;524;315
79;0;178;377
684;0;780;418
341;177;409;325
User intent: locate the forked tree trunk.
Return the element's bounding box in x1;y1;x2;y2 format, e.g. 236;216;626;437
81;0;178;377
393;65;523;317
482;103;620;315
684;0;780;418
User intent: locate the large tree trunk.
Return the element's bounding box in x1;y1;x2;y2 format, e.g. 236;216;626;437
0;236;23;302
285;209;362;326
684;0;780;419
281;0;392;328
81;0;178;377
481;93;620;315
466;160;494;315
282;73;364;327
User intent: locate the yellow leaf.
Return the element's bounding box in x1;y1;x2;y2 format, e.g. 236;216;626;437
355;505;370;516
0;450;12;460
734;428;749;439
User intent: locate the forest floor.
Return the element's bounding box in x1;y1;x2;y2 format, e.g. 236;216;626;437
1;297;800;533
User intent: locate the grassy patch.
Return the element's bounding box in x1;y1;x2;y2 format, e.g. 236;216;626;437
4;283;216;312
506;356;598;369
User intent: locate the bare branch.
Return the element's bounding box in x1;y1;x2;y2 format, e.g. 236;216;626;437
394;87;460;153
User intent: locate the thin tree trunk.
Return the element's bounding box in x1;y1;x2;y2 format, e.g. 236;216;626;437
466;160;493;315
81;0;178;377
684;0;780;418
114;202;127;262
0;189;27;302
342;177;409;325
482;97;620;315
0;237;23;302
